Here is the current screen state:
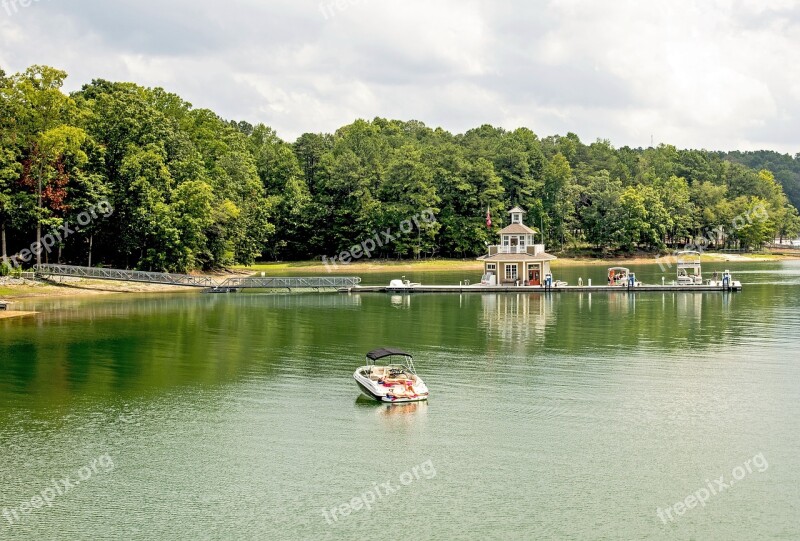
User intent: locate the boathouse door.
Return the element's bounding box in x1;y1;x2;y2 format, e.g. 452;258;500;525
528;264;541;286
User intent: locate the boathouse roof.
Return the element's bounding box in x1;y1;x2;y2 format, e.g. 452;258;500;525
498;223;537;235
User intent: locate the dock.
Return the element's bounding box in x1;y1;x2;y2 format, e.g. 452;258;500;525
341;284;743;294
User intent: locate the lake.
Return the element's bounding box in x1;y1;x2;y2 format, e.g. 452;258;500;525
1;261;799;540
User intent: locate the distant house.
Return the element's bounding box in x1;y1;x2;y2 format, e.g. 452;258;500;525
478;207;557;286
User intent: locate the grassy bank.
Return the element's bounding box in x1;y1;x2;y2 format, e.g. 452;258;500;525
235;252;798;275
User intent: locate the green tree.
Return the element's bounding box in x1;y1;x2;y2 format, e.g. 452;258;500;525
381;145;440;258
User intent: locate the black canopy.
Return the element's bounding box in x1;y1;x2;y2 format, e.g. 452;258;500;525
366;347;413;361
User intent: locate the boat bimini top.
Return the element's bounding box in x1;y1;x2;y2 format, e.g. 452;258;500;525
365;348;418;374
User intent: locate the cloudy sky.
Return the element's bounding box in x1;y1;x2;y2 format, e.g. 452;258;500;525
1;0;799;152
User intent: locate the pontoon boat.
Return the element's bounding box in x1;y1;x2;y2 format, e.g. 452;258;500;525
354;348;429;403
607;267;640;287
676;251;703;285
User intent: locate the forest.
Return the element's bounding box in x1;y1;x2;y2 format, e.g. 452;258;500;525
2;65;799;273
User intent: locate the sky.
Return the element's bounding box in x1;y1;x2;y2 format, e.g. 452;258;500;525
1;0;799;153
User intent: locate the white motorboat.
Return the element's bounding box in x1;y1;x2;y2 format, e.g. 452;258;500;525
386;279;421;291
354;348;429;403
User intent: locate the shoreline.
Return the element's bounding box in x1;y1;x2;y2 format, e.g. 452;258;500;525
0;279;198;301
1;253;797;301
0;311;39;320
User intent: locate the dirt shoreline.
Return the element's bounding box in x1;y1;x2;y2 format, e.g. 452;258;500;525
0;311;39;320
0;279;198;301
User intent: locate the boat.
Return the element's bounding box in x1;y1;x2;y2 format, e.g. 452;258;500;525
353;348;429;403
707;270;742;290
676;251;703;285
386;278;422;292
607;267;640;287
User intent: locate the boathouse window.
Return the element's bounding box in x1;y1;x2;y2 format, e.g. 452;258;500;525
505;265;517;281
512;214;521;224
487;264;496;271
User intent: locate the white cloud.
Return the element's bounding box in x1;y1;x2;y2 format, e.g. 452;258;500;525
0;0;798;153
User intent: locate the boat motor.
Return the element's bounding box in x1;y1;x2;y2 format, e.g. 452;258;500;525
544;273;553;288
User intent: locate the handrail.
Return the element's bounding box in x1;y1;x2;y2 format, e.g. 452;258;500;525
218;276;361;288
35;264;217;287
34;264;360;289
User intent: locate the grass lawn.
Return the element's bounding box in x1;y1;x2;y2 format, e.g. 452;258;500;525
233;259;484;275
234;252;799;276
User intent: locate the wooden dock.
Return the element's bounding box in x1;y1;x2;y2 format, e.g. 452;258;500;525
341;284;742;294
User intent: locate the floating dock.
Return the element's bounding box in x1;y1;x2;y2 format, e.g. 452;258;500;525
341;284;742;294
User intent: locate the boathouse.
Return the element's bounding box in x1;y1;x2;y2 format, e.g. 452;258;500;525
478;207;557;286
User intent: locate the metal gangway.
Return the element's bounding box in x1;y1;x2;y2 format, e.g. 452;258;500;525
34;264;360;291
217;276;361;290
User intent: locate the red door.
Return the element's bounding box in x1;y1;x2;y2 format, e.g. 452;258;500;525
529;269;541;286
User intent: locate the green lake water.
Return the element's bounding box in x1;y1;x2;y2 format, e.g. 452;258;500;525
1;261;799;540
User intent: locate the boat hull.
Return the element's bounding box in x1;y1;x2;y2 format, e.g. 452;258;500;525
353;368;429;403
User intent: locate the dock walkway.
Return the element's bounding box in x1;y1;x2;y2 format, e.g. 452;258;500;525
343;283;742;294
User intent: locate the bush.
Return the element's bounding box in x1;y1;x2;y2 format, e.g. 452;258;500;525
0;261;10;277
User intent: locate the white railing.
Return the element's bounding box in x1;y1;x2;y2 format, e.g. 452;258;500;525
489;244;546;255
35;264;361;290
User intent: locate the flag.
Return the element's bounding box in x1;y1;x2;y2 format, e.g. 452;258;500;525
486;205;492;229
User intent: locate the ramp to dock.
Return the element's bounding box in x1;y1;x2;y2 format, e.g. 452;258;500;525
34;265;360;290
35;264;217;287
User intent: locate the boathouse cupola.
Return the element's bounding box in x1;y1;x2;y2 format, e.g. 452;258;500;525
509;206;525;224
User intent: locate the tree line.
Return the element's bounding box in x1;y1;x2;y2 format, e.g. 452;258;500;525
2;65;799;273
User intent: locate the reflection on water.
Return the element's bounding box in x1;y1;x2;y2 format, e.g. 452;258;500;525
480;293;553;347
1;271;795;411
11;291;364;323
1;261;800;539
390;294;411;309
355;395;429;423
